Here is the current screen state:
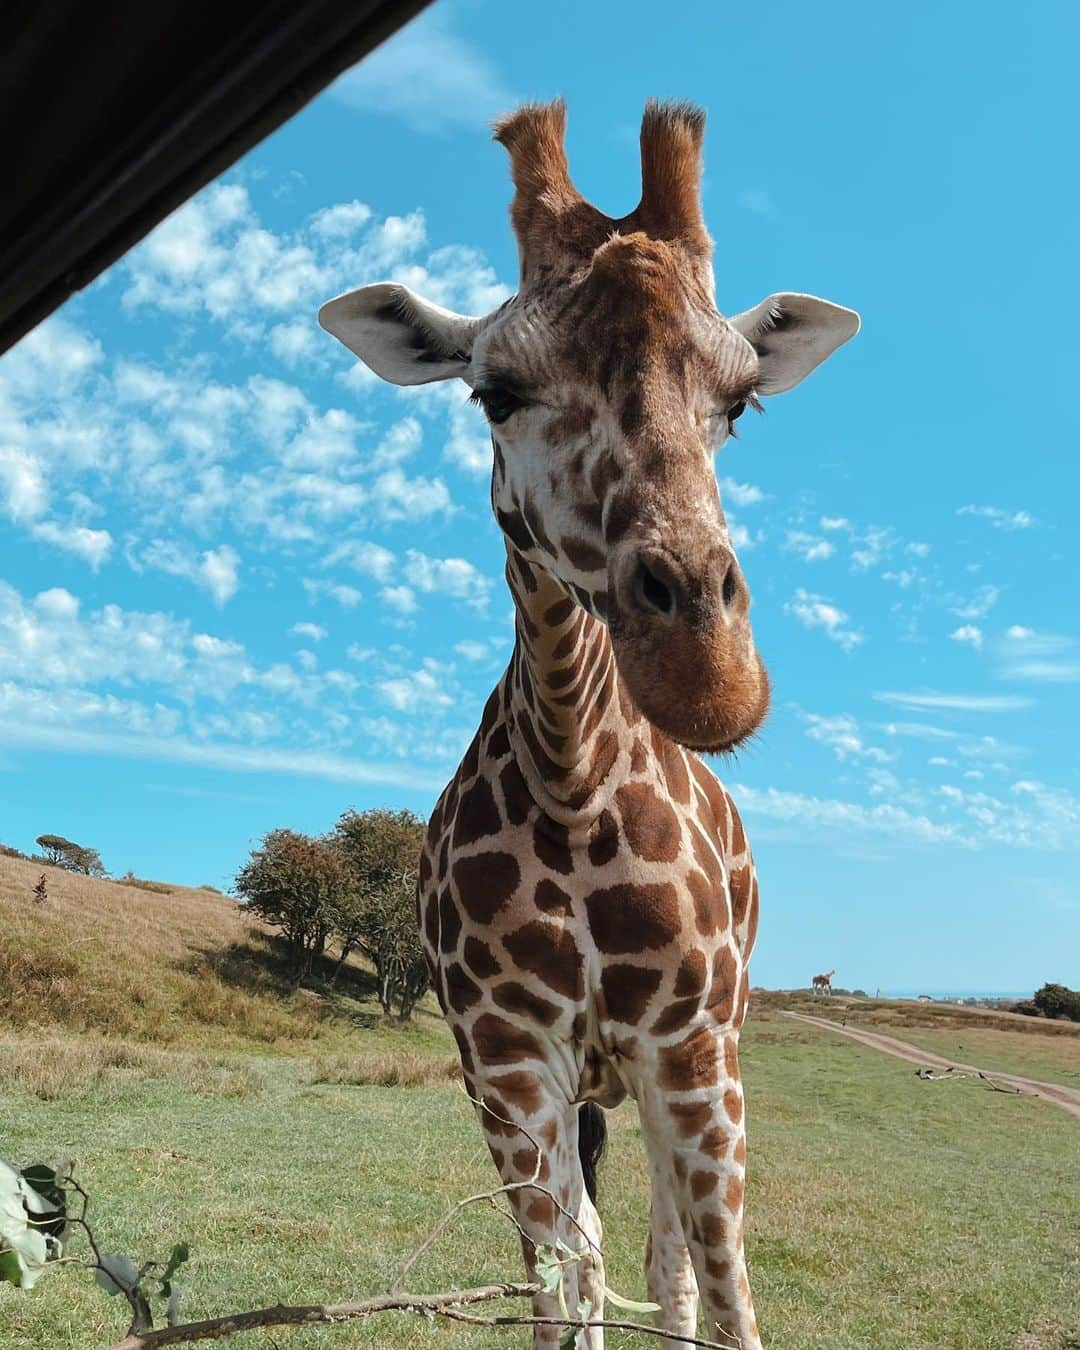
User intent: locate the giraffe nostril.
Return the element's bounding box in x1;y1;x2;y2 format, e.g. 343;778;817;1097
722;563;739;611
635;560;676;619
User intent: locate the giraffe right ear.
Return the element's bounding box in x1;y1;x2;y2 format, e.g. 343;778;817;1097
318;283;481;386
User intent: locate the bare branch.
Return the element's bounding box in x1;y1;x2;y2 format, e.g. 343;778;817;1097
110;1282;539;1349
442;1306;743;1349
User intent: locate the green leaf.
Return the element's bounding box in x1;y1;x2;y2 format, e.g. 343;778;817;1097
603;1285;662;1314
95;1253;139;1296
159;1241;190;1290
0;1250;23;1287
559;1329;580;1350
533;1244;564;1295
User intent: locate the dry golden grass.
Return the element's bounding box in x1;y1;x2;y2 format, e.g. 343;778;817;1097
754;986;1080;1039
308;1050;463;1087
0;853;326;1047
0;1034;260;1100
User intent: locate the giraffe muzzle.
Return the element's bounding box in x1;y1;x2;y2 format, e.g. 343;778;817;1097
609;539;768;751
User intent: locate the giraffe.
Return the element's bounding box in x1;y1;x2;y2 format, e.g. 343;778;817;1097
812;969;836;997
319;100;859;1350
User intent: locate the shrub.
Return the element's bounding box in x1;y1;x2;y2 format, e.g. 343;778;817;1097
332;808;428;1020
0;842;26;860
233;830;351;986
1032;983;1080;1023
116;871;173;895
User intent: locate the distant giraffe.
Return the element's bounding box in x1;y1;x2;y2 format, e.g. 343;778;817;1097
812;969;836;997
319;99;859;1350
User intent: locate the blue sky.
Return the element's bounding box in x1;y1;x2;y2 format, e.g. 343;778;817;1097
2;0;1077;992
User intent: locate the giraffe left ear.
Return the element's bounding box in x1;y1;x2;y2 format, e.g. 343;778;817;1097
729;292;860;396
318;282;481;386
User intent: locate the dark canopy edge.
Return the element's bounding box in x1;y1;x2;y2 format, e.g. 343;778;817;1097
0;0;432;356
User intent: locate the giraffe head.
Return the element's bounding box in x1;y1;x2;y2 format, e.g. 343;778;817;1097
319;101;858;753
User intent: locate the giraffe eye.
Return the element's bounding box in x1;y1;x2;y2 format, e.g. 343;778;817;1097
728;400;747;424
471;385;528;425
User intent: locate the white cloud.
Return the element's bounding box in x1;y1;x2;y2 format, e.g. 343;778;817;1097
34;587;79;620
785;588;862;651
802;712;895;764
997;629;1080;683
949;624;983;649
139;540;240;606
455;640;492;662
957;505;1035;530
381;585;418;615
404;549;492;610
784;530;835;563
290;621;327;642
880;721;959;742
328;540;396;581
0;446;48;520
951;585;999;620
874;690;1032;712
269;320;323;368
310;200;373;239
378;661;454;712
819;516;851;532
720;477;766;508
733;783;962;846
329;7;515;133
30;520;113;569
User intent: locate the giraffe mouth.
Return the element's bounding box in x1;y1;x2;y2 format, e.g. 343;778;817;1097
611;631;771;753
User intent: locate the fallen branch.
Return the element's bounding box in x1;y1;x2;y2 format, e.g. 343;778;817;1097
914;1065;1021;1095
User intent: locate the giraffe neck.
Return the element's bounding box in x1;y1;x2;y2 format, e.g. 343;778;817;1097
502;543;636;826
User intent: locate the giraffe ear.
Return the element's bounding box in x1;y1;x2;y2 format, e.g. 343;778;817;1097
729;292;860;396
318;283;482;386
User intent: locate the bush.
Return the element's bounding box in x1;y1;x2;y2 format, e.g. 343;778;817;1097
116;872;173;895
332;808;428;1020
0;842;27;860
1028;983;1080;1023
233;830;351;986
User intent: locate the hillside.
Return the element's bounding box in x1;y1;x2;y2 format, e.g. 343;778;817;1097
1;852;353;1047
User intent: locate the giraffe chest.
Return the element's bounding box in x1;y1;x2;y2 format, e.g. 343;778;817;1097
418;751;760;1052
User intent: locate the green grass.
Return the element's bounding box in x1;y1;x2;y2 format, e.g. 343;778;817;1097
1;1014;1077;1350
861;1023;1080;1089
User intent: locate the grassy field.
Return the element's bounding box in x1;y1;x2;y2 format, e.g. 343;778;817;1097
2;858;1079;1348
767;992;1080;1089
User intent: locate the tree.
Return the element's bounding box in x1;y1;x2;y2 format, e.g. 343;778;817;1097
233;830;351;985
333;808;428;1020
1033;982;1080;1022
34;835;106;876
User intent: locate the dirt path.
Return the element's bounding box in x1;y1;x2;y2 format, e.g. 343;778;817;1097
782;1010;1080;1120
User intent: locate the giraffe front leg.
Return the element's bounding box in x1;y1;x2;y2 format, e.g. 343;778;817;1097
639;1029;762;1350
475;1083;605;1350
644;1161;699;1347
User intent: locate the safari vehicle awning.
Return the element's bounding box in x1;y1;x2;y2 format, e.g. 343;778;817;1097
0;0;431;357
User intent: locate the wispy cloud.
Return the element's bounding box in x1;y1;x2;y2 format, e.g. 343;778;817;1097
733;784;963;846
330;7;515;134
785;588;863;651
957;505;1035;530
874;690;1032;712
996;628;1080;683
